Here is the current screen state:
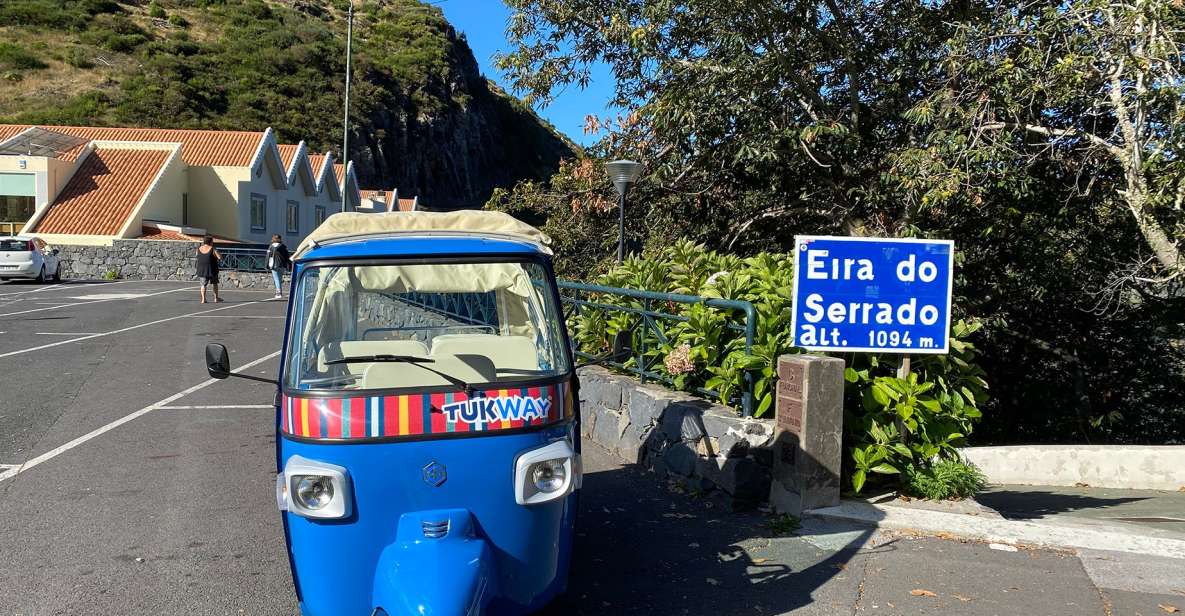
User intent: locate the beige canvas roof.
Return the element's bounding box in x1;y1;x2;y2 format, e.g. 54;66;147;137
293;210;551;257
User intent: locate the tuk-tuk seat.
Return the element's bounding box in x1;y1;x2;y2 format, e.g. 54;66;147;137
318;340;430;374
362;354;497;389
430;334;538;372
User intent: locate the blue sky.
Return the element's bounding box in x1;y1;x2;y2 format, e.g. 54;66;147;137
437;0;616;147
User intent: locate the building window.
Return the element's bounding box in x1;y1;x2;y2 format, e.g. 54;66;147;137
0;195;35;223
182;193;188;226
315;205;326;226
250;194;267;231
287;200;299;235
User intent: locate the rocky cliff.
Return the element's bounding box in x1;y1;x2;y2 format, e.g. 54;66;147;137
0;0;575;209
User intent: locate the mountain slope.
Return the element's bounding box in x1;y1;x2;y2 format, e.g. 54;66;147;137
0;0;575;208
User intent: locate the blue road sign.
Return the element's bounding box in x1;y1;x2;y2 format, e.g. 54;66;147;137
791;236;954;354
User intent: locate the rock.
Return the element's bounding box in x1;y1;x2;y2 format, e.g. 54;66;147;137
591;407;626;449
663;441;698;477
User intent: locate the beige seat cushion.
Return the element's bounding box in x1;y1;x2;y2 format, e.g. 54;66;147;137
430;334;538;371
362;354;496;389
318;340;430;374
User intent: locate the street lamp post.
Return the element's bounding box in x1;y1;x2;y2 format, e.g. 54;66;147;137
341;0;354;211
605;159;643;263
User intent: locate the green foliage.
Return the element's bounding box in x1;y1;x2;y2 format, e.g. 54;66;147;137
766;514;801;537
570;240;794;417
148;2;167;18
66;46;94;69
844;320;988;493
102;268;119;280
494;0;1185;446
0;43;48;71
901;459;986;501
570;240;988;494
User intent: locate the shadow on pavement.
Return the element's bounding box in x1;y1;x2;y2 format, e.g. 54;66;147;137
542;451;886;615
976;489;1148;520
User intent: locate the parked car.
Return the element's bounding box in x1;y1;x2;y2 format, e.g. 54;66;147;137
0;237;61;282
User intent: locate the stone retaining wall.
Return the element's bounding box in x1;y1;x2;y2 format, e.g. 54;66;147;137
577;366;775;510
56;239;281;289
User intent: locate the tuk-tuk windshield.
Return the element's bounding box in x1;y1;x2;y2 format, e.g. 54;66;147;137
285;259;571;392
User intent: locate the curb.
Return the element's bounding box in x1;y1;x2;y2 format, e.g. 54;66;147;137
806;499;1185;560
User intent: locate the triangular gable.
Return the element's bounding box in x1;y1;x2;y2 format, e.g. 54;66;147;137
339;160;361;212
247;128;288;190
284;141;318;196
313;152;342;202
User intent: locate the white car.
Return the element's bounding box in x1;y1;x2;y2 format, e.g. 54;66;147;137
0;237;61;283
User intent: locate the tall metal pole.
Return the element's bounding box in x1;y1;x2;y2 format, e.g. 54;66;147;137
341;0;354;211
616;191;625;264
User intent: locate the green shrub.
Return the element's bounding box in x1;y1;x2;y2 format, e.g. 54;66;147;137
844;319;988;493
0;43;48;71
168;13;189;28
901;459;986;500
148;2;166;18
568;239;989;496
67;47;94;68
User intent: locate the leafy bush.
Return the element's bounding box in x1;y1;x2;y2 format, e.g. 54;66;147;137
0;43;48;71
571;240;794;418
901;459;986;500
168;14;189;28
844;319;989;493
65;46;95;68
148;2;166;18
570;239;988;495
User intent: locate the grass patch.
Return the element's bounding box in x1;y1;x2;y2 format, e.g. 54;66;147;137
0;43;47;71
766;514;801;537
901;459;986;501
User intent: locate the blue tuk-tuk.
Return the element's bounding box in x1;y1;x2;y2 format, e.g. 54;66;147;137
206;211;581;615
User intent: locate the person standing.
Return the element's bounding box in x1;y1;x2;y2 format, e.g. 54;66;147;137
195;236;222;304
266;234;291;299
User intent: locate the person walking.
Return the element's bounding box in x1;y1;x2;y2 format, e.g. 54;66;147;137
266;234;291;299
195;236;222;304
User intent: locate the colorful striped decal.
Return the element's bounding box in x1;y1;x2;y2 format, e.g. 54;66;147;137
281;381;571;439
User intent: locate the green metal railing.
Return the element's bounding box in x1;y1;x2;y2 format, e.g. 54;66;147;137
558;280;757;416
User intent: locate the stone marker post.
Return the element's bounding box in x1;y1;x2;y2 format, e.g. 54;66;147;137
768;354;845;516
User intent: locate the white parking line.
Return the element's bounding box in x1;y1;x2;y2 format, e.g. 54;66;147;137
0;351;280;483
34;332;103;336
192;315;283;319
0;286;190;318
158;405;275;409
0;280;136;298
0;300;263;359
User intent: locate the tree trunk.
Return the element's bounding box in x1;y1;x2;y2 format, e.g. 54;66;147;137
1124;172;1182;274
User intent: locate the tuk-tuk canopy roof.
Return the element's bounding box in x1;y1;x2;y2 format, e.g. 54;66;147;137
293;210;551;258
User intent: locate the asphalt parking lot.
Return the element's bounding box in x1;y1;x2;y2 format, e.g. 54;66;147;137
1;280;1183;615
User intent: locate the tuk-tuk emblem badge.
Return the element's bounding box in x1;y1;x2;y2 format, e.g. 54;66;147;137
422;461;447;487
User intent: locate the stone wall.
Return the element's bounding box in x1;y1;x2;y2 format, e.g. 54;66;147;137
56;239;281;289
577;366;775;510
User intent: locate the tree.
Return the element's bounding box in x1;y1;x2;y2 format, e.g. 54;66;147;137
903;0;1184;295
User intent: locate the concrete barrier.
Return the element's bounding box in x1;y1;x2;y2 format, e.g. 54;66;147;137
961;445;1185;490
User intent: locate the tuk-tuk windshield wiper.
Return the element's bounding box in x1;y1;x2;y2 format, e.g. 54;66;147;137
323;355;472;393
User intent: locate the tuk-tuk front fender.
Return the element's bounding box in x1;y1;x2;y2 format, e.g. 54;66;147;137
372;509;497;616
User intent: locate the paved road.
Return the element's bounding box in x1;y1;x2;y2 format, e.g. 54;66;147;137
1;280;1182;615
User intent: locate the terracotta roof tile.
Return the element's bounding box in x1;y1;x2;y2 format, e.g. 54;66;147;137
139;227;240;243
397;198;416;212
33;148;171;236
333;163;345;185
139;227;199;241
0;125;264;166
277;144;300;170
307;153;327;179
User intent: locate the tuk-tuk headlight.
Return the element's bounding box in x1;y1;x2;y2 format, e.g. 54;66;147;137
531;459;567;493
514;439;580;506
282;455;352;520
293;475;335;510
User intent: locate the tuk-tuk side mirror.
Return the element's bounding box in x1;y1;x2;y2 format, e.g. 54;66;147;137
206;343;231;379
205;342;280;385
